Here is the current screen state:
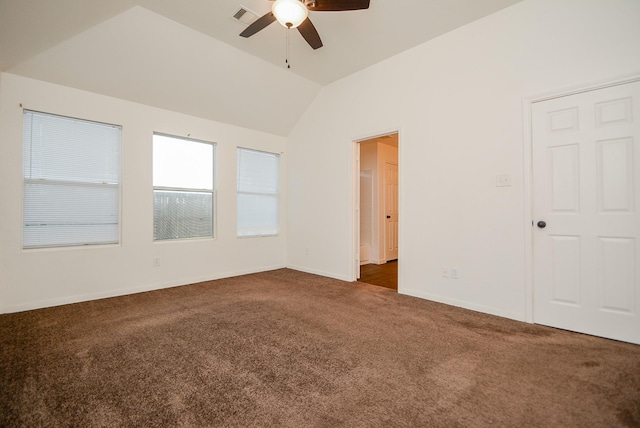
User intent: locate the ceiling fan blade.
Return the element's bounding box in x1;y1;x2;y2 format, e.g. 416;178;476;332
297;18;323;50
239;12;276;38
308;0;370;12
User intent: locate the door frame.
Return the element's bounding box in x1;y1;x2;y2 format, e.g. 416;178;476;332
522;72;640;323
351;128;402;284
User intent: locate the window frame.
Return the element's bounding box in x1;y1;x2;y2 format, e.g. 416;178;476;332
22;109;122;250
236;147;280;238
152;132;216;242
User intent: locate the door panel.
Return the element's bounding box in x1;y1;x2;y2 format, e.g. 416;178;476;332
533;80;640;344
549;144;580;212
598;237;635;313
597;138;634;211
549;235;581;305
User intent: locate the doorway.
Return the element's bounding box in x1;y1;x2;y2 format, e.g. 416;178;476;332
355;132;399;290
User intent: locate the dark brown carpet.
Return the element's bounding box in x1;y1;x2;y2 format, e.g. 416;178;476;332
1;269;639;427
359;260;398;290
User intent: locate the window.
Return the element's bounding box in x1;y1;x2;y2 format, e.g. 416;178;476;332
153;134;215;241
237;148;280;237
23;110;121;249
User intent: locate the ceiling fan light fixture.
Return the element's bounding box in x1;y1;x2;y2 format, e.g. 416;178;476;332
272;0;308;29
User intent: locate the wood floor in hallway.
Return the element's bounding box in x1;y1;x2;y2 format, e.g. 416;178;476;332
358;260;397;290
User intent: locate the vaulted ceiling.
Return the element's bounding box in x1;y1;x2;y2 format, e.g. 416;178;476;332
0;0;523;136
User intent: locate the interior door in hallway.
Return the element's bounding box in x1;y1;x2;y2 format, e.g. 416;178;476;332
384;162;398;261
532;80;640;344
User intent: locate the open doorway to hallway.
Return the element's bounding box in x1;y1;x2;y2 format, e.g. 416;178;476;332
356;132;398;291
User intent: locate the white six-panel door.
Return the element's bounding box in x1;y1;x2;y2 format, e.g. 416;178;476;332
532;80;640;344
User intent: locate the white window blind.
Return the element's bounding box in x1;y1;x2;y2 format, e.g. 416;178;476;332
153;134;214;241
23;110;121;249
237;148;279;237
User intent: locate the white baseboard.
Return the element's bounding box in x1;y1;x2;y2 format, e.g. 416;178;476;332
1;264;286;314
399;287;526;322
286;264;352;282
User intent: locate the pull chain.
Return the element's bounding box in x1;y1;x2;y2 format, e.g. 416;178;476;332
285;27;291;69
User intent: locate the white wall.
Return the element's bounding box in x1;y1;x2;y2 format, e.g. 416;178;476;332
0;73;287;313
287;0;640;320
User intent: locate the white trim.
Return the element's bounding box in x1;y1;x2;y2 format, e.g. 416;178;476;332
352;141;360;280
396;130;405;295
401;287;525;322
352;128;400;144
522;71;640;324
286;264;352;282
526;73;640;104
349;127;402;283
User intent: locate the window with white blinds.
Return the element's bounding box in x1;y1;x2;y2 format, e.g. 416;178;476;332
23;110;121;249
153;134;215;241
237;148;279;237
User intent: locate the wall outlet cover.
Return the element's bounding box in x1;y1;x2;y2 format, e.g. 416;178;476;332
496;174;512;187
442;266;450;278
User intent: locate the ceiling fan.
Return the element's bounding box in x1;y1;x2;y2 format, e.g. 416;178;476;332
240;0;370;50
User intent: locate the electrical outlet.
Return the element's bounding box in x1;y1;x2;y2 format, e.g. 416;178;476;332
496;174;512;187
305;248;310;256
153;257;160;267
442;266;450;278
451;267;459;279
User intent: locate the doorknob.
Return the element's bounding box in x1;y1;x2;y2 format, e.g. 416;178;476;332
537;220;547;228
386;215;391;219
